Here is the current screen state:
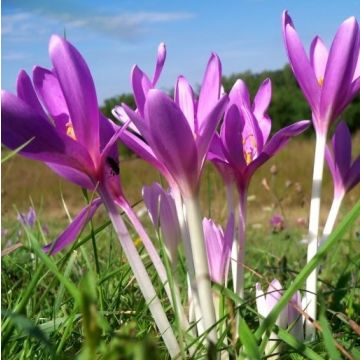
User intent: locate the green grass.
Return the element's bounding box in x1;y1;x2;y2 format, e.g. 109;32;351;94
2;135;360;359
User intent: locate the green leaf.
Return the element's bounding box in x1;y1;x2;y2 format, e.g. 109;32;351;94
1;137;34;163
319;312;341;360
238;317;261;359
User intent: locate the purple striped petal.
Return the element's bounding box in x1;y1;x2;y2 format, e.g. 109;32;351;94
44;199;102;254
131;65;151;117
197;53;222;127
16;70;46;118
152;42;166;86
309;37;328;83
282;11;320;115
1;91;93;173
49;35;100;158
174;76;195;133
121;103;150;140
33;66;69;133
320;17;359;122
145;90;198;196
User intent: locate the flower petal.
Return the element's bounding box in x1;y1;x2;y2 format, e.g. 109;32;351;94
152;42;166;86
320;17;359;122
197;53;222;127
49;35;100;158
145;90;198;195
174;76;195;133
253;78;272;143
247;120;310;178
131;65;151;117
309;36;329;83
16;70;46;118
282;11;320;114
332;121;351;178
197;95;228;163
346;156;360;192
33;66;69;133
46;163;94;189
44;199;102;254
229;79;251;109
1;91;93;172
142;183;163;226
221;104;246;171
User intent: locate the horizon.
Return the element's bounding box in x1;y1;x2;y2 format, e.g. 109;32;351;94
2;0;360;105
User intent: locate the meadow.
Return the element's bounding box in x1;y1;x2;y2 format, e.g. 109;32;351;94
2;133;360;359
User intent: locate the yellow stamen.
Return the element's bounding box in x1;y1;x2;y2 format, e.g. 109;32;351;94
134;237;142;248
245;151;252;165
66;122;76;140
317;77;324;87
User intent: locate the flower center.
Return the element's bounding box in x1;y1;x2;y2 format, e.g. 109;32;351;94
243;134;257;165
66;121;76;140
317;77;324;87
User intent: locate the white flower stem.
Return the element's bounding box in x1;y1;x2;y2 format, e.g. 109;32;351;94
173;190;204;334
99;186;180;358
305;133;326;339
236;188;247;299
319;195;343;247
183;194;218;344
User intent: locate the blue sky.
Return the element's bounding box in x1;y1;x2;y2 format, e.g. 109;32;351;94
2;0;360;105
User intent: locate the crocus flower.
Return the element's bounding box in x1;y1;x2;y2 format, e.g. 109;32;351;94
203;215;234;284
208;78;310;193
208;78;309;297
325;121;360;200
282;11;360;135
17;207;36;228
1;35;180;356
143;183;181;263
2;35;123;252
256;280;303;343
116;51;228;198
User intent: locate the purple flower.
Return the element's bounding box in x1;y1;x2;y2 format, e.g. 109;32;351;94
270;214;285;232
282;11;360;135
2;35;124;253
142;183;181;263
17;207;36;228
115;48;228;197
256;280;303;341
203;215;234;284
325;121;360;199
208;78;310;192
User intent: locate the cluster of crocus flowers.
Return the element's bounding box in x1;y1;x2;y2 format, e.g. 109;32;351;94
283;10;360;338
2;9;359;358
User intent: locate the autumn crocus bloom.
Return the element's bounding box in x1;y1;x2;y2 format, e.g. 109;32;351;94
1;35;179;356
282;11;360;135
143;183;181;264
319;121;360;245
256;280;303;357
283;11;360;337
203;215;234;284
17;207;36;228
208;78;309;296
